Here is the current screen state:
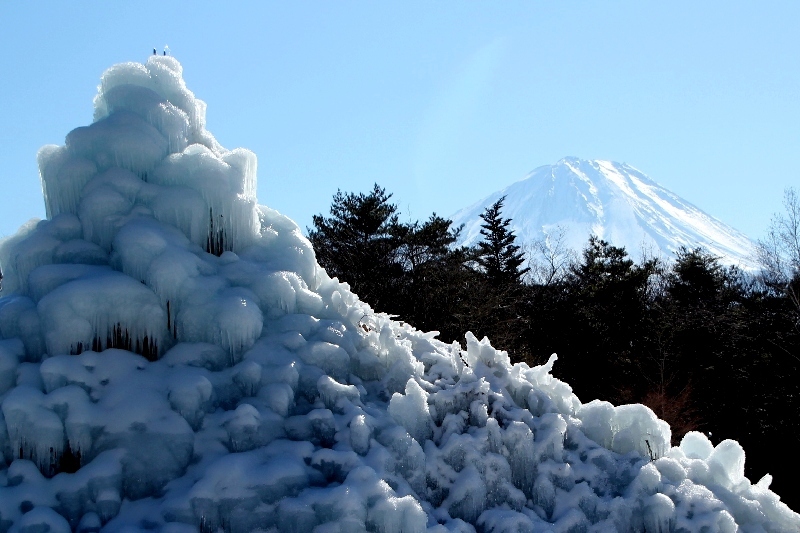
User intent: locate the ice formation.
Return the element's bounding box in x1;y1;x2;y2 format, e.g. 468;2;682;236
0;56;797;532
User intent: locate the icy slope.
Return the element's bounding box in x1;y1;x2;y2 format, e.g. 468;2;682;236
451;157;757;267
0;57;797;532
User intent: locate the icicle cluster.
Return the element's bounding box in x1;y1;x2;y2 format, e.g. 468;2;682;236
0;57;797;532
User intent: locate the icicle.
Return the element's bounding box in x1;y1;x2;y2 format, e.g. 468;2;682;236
2;387;66;475
38;271;167;357
38;145;97;219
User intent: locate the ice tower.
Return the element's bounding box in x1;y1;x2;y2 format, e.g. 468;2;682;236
3;56;274;361
0;56;797;532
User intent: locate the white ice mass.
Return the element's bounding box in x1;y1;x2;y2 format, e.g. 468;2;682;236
0;56;796;532
451;158;757;268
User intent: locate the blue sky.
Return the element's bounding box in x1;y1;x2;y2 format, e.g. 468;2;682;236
1;1;798;243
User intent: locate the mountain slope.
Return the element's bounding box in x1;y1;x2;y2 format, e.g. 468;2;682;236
452;157;756;267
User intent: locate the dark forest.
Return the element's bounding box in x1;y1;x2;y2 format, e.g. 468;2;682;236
309;185;800;508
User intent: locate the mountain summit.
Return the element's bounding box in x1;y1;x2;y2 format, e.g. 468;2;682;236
452;157;756;267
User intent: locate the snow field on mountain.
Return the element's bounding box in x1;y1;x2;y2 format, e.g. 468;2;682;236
451;157;757;268
0;56;797;532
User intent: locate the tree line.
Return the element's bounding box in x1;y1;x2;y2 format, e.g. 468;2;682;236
308;184;800;505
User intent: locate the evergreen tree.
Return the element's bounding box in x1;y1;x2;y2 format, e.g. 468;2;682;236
395;216;477;340
476;196;529;287
467;197;531;356
667;247;740;308
568;236;657;330
307;184;404;312
636;247;739;440
556;237;658;403
397;215;460;274
308;186;477;338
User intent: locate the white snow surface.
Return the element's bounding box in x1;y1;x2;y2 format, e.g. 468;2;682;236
451;157;757;268
0;56;796;532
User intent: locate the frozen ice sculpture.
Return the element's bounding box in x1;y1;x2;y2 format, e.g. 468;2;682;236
0;56;797;532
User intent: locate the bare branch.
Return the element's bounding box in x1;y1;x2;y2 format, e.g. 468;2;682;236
757;187;800;316
525;225;577;285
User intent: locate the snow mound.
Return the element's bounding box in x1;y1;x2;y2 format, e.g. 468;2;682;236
0;56;797;532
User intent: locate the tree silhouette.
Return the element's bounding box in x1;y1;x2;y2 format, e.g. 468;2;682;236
308;185;475;338
476;196;529;287
308;184;404;312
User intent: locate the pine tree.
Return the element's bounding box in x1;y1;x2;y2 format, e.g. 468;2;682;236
469;196;530;357
557;236;658;404
476;196;529;287
308;185;475;332
307;184;404;312
394;215;477;340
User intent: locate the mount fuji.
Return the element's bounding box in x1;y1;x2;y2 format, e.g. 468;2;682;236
451;157;756;268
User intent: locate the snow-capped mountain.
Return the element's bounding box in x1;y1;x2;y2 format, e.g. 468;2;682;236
0;58;797;532
452;157;756;267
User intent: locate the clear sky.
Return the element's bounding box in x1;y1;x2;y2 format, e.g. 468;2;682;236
1;1;798;242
